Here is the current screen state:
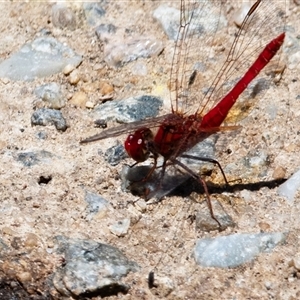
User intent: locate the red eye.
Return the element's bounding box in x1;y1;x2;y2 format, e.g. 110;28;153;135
124;128;153;162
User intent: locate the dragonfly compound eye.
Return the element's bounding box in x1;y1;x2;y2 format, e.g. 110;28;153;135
124;128;154;162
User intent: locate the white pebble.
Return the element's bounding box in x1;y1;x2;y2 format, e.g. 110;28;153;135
278;168;300;203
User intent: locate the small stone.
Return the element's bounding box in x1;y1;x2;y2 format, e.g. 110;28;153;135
1;227;17;236
70;91;88;108
153;4;180;40
258;222;271;231
99;81;114;97
232;3;252;27
11;237;22;250
24;233;39;248
135;199;147;213
52;4;76;30
109;219;130;237
84;191;110;220
82;81;98;93
292;253;300;270
194;232;287;268
16;272;32;283
34;82;66;109
92;95;162;123
104;36;164;67
272;166;286;179
0;77;9;84
194;198;235;232
52;236;139;297
131;62;148;76
104;143;127;166
68;69;80;85
0;37;82;81
63;64;76;75
149;274;175;298
278;169;300;203
95;23;117;41
85;100;95;109
31;108;68;131
83;3;106;26
153;3;227;40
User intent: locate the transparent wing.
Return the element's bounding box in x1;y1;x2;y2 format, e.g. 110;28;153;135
169;0;285;117
80;114;174;143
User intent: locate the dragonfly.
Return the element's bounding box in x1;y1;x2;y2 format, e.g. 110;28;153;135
81;0;285;227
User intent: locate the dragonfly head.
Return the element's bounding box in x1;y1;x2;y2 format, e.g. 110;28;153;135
124;128;154;162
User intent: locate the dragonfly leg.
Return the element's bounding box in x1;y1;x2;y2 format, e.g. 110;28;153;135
171;158;222;228
180;154;229;187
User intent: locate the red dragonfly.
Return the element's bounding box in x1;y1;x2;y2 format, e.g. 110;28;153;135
81;0;285;226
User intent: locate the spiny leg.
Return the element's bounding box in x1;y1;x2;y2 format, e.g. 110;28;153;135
171;158;222;228
180;154;229;186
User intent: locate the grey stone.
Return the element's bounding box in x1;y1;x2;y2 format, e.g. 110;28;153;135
52;236;139;297
31;108;68;131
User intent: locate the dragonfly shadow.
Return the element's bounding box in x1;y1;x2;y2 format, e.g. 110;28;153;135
121;164;286;201
169;176;287;198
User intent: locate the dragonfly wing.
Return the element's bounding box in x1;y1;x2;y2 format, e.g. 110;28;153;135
80;113;176;143
170;0;285;120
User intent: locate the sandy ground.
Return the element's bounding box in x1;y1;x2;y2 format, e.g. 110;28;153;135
0;1;300;299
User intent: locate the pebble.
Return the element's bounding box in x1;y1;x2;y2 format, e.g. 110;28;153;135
153;4;180;40
291;253;300;270
92;95;162;123
15;150;54;167
104;143;128;166
16;271;32;283
1;227;17;236
95;23;117;41
153;3;227;40
272;166;286;179
24;233;39;248
52;4;76;30
31;108;68;131
52;236;139;297
68;69;80;85
194;232;286;268
246;150;268;168
99;81;114;98
195;199;235;232
0;37;82;81
131;62;148;76
288;51;300;70
84;191;110;220
82;81;98;93
258;222;271;231
103;36;164;68
34;83;66;109
134;199;147;213
0;77;9;84
69;91;88;108
109;218;131;237
63;64;77;75
83;2;106;26
85;100;95;109
0;238;9;251
232;2;252;27
149;273;175;298
278;168;300;203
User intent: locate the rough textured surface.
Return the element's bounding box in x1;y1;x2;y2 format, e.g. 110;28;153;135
0;1;300;299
